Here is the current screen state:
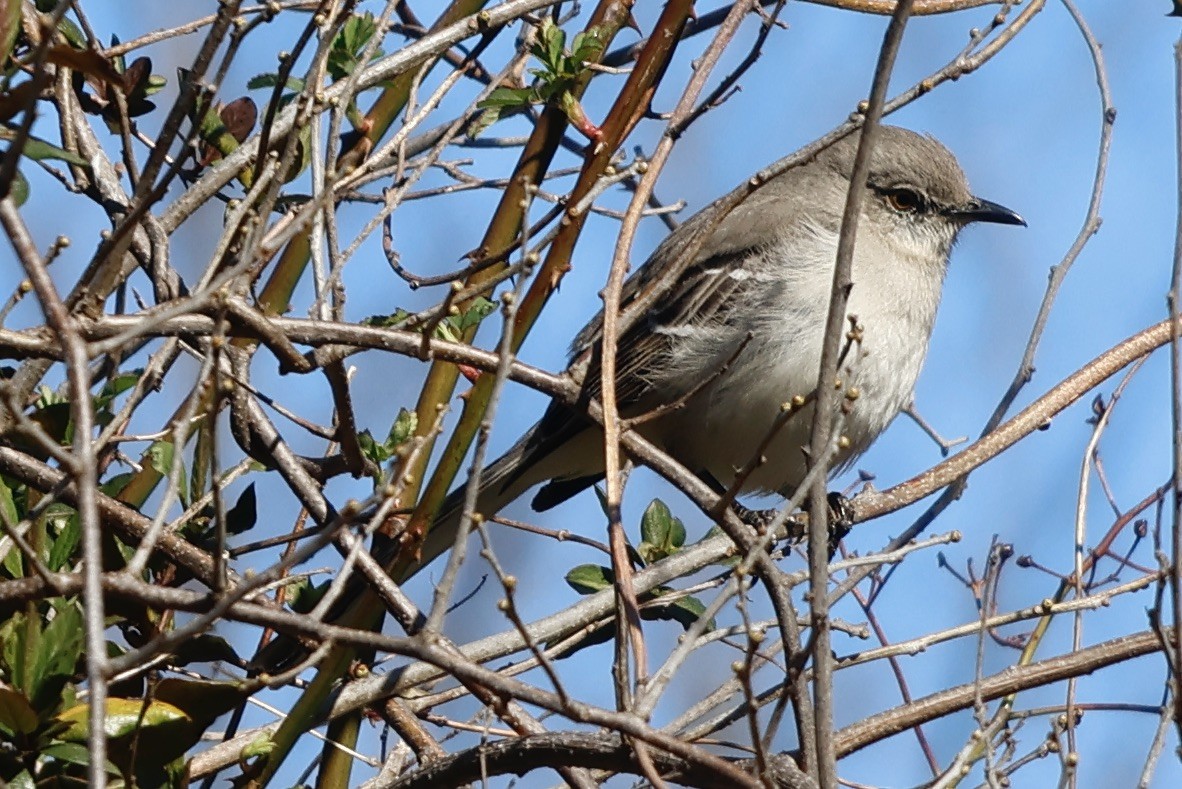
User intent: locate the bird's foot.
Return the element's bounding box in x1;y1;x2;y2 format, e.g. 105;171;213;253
731;492;853;558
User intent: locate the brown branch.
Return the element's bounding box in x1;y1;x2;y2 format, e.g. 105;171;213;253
834;628;1171;757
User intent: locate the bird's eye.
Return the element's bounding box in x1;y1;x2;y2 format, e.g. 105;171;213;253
885;188;923;213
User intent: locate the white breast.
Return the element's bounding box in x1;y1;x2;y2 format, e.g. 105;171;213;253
647;222;944;497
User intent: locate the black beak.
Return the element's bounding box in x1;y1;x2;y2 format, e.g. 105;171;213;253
949;196;1026;227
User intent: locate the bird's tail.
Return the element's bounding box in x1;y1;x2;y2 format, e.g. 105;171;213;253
249;425;549;673
392;426;547;583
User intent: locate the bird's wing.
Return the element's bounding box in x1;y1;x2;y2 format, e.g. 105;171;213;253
499;179;803;504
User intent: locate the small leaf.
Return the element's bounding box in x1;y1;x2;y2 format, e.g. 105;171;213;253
642;590;715;632
54;14;87;49
362;308;412;328
145;441;187;504
247;73;306;93
169;634;242;667
571;27;606;64
357;429;387;464
565;564;613;595
0;475;18;529
220;97;257;143
47;510;80;572
144;74;168;97
56;697;191;741
153;678;245;726
0;0;21;66
118;57;158;117
44;45;122;86
0;685;39;735
286;577;328;614
538;19;566;71
30;601;83;711
2;537;22;576
386;408;417;451
477;86;534;109
454;296;497;331
469;107;501;138
196;97;257;168
225;483;257;535
145;441;175;478
328;12;382;81
242;733;277;759
95;369;143;409
5;770;35;789
28;400;72;446
639;499;685;562
39;742;93;768
7;168;27;206
99;472;134;498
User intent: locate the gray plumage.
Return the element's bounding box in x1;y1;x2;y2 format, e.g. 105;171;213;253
407;126;1024;583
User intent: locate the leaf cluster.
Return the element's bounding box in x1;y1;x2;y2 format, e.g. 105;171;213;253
559;500;718;656
475;18;606;135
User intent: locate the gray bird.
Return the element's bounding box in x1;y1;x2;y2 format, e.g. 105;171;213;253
255;126;1023;671
409;125;1024;576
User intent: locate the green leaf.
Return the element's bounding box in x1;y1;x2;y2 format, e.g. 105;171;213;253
169;634;242;667
638;499;685;562
454;296;497;332
0;476;20;574
54;15;86;49
386;408;417;451
145;441;187;505
536;18;566;72
328;12;382;81
0;128;91;166
8;167;27;206
565;564;613;595
2;537;22;576
362;308;412;328
242;733;277;759
40;741;94;768
570;27;606;64
0;610;27;689
358;429;387;464
0;476;18;523
56;696;191;741
153;677;245;727
145;74;168;97
225;483;257;535
247;73;306;93
47;509;80;572
477;86;535;109
29;601;83;712
469;107;502;138
0;684;38;736
0;0;21;67
95;369;143;410
642;589;715;632
286;577;328;614
5;769;34;789
99;472;134;498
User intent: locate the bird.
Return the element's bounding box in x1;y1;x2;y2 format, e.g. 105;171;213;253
253;126;1023;671
408;125;1024;575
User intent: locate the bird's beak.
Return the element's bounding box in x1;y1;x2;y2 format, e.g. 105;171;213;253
949;197;1026;227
